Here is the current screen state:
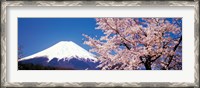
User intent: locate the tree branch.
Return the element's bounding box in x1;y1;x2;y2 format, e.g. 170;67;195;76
104;19;132;50
166;36;182;69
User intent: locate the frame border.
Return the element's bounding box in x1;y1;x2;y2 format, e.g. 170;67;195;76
1;1;199;87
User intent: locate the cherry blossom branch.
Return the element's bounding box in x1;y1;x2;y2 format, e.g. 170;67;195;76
165;36;182;69
104;19;132;50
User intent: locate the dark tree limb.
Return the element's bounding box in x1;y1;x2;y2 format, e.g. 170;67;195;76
165;36;182;69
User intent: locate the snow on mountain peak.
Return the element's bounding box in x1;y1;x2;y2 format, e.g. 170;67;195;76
19;41;97;62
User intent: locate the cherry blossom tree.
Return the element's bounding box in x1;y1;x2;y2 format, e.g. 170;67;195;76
83;18;182;70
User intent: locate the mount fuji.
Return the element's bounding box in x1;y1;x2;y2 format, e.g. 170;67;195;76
18;41;100;70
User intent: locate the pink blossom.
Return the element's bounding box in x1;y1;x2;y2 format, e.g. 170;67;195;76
84;18;182;70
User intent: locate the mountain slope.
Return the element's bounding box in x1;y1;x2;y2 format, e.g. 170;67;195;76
18;41;99;70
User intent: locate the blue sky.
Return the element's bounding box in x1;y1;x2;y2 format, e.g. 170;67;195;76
18;18;103;58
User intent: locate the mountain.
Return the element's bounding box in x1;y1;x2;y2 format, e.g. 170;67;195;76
18;41;99;70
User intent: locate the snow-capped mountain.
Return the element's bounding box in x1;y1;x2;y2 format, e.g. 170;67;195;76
18;41;99;70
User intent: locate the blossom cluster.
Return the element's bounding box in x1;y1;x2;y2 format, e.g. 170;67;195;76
84;18;182;70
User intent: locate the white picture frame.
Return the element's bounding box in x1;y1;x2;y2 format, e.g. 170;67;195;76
1;1;199;87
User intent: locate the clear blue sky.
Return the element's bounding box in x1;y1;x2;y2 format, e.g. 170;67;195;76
18;18;103;58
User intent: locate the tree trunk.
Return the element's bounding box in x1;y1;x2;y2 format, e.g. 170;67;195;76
144;60;151;70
